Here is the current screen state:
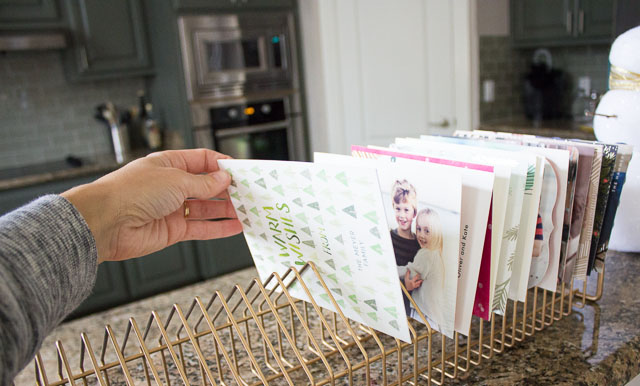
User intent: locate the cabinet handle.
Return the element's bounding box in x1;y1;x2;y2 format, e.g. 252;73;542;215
566;11;573;34
79;45;89;71
579;10;584;34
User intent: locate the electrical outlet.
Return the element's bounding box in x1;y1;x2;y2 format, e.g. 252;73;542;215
482;79;495;103
578;76;591;96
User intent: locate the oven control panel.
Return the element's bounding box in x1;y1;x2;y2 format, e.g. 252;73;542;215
210;99;285;130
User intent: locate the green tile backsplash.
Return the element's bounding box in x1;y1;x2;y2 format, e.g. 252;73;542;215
479;36;611;123
0;51;145;170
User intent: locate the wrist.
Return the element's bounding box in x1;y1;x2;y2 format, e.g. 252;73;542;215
61;180;117;263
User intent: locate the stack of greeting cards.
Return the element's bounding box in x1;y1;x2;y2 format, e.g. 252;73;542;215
218;132;632;343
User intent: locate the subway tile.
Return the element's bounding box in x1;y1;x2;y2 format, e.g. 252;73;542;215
0;50;145;169
479;37;611;125
6;56;39;75
0;156;19;169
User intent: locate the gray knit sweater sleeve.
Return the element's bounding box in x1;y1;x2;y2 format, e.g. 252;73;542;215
0;195;98;386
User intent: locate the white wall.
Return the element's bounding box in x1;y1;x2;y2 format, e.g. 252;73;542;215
477;0;510;36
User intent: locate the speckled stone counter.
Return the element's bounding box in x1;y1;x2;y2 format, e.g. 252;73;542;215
0;158;119;191
447;250;640;385
14;251;640;385
0;151;154;191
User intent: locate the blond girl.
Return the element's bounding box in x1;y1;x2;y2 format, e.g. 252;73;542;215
397;208;445;329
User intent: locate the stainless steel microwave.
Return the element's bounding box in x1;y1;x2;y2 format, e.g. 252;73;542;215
178;13;296;100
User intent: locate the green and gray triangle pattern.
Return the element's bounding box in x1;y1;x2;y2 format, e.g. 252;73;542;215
219;160;410;342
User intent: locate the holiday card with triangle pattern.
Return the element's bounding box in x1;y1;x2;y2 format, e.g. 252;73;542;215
218;159;411;342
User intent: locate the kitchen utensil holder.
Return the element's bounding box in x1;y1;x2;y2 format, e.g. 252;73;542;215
31;258;605;386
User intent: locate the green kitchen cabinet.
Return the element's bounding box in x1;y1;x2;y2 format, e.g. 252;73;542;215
511;0;615;47
195;234;254;279
123;242;199;300
173;0;293;11
62;0;152;81
0;173;102;215
0;170;201;317
0;173;133;318
0;0;64;28
576;0;616;41
511;0;573;44
69;261;129;318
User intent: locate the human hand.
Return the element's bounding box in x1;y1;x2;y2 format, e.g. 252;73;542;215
404;270;423;291
61;149;242;263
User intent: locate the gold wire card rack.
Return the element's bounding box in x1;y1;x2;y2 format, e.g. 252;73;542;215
31;258;605;386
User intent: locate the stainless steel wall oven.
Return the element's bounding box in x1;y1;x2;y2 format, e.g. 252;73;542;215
192;97;301;160
179;12;305;161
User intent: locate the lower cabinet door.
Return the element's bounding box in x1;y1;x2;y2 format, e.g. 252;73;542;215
195;234;254;279
0;173;104;216
69;261;129;318
124;242;199;300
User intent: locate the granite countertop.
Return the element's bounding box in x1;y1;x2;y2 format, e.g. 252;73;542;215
0;152;150;191
14;251;640;385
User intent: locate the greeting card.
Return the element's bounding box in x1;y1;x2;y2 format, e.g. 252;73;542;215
413;136;543;303
452;132;570;293
579;142;617;275
574;144;602;280
348;145;493;333
392;137;522;315
595;144;633;270
561;144;596;282
218;159;411;342
313;153;462;338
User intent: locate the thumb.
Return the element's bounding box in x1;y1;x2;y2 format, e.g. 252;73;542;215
182;170;231;199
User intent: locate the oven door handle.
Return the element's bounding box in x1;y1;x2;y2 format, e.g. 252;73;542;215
214;120;289;138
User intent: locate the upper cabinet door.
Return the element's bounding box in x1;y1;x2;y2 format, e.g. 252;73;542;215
511;0;614;47
576;0;615;42
0;0;63;27
511;0;573;46
64;0;152;80
173;0;293;11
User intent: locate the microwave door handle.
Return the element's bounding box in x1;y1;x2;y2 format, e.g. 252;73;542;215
214;120;290;138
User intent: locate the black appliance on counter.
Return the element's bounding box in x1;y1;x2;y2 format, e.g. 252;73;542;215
522;62;569;122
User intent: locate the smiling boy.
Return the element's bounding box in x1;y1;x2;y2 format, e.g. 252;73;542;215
390;180;423;313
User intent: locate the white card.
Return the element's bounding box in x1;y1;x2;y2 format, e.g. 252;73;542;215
573;143;602;280
219;159;411;342
350;145;494;334
393;138;522;314
314;152;462;338
452;132;571;293
467;130;591;284
412;135;544;301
